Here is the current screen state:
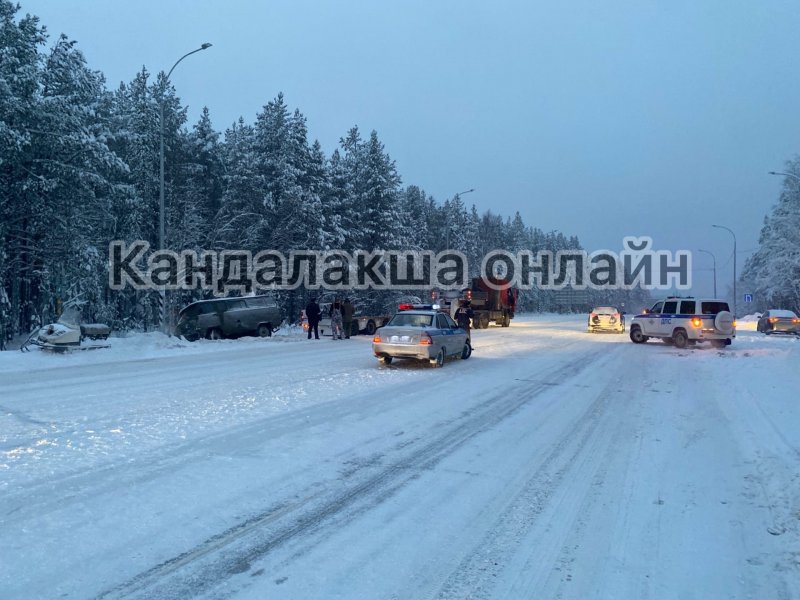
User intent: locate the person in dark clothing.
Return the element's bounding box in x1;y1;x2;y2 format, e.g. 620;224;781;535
341;298;355;338
305;297;321;339
454;300;474;341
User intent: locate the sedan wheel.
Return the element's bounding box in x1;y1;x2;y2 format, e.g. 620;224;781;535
257;323;272;337
461;341;472;360
379;356;392;365
431;348;445;368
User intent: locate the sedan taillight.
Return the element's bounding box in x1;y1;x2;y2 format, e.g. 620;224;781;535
419;332;433;345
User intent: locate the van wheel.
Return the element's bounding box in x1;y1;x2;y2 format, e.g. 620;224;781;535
350;322;360;336
461;341;472;360
366;320;377;336
629;326;648;343
207;328;222;340
672;330;688;349
257;323;272;337
711;339;726;349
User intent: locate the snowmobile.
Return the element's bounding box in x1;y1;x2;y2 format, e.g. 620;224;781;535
21;307;111;352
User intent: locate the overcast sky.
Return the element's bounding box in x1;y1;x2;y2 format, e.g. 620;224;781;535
19;0;800;299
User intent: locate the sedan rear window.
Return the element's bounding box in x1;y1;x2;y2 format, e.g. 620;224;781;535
387;314;433;327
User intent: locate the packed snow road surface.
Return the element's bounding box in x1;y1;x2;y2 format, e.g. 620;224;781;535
1;316;798;599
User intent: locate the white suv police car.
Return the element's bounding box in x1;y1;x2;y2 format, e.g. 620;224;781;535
629;297;735;349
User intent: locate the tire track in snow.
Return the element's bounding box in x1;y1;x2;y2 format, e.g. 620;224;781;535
432;352;631;599
94;348;607;599
1;336;583;523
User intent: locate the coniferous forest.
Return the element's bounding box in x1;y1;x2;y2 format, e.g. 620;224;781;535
0;3;668;342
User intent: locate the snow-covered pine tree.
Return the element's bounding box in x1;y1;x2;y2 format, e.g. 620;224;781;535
742;163;800;312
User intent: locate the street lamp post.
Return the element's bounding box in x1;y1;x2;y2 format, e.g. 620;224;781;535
159;43;212;334
697;249;717;298
711;225;737;317
446;188;474;251
768;170;800;183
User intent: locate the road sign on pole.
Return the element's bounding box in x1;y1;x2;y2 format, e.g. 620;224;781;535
743;293;753;303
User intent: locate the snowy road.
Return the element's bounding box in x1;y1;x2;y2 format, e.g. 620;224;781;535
1;316;799;599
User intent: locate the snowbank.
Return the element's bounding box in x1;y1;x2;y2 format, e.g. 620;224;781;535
0;326;306;374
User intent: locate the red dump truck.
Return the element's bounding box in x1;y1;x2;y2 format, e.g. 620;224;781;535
431;277;518;329
464;276;518;328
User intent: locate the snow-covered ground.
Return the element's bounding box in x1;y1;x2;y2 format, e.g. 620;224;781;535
1;315;798;599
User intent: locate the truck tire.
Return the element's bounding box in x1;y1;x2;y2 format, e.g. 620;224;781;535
478;313;490;329
366;320;377;336
501;312;511;327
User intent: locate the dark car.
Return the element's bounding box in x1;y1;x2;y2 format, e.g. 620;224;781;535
176;295;282;340
756;309;800;335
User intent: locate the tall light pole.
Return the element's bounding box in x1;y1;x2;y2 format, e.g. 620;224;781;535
159;43;212;333
446;188;474;251
697;249;717;298
712;225;736;317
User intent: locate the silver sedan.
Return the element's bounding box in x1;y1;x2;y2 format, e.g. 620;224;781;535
372;309;471;367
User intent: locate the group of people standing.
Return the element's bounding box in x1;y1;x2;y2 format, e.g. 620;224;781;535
304;297;355;340
304;296;475;341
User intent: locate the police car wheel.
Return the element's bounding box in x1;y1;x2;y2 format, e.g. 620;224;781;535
629;326;647;343
461;342;472;360
672;330;688;349
431;348;445;368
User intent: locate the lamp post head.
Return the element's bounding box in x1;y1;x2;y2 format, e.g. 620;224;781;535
201;43;212;50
